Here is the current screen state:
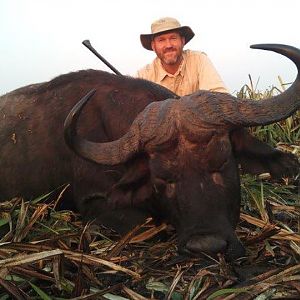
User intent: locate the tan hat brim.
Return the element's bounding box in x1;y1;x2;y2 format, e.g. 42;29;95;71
140;26;195;51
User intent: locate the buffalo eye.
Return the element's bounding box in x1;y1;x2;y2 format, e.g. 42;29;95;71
153;177;167;193
165;182;176;198
153;178;176;198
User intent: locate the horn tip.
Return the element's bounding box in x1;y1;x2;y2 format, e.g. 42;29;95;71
250;43;299;53
250;43;277;50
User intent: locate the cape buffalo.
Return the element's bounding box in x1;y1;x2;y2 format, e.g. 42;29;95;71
0;44;299;259
64;44;300;259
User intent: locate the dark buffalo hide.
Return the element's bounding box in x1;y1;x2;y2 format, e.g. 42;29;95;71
1;44;299;260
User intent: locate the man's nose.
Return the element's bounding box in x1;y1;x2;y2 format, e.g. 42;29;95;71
165;39;174;48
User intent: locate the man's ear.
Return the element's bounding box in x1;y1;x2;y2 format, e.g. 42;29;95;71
181;36;186;45
151;40;156;51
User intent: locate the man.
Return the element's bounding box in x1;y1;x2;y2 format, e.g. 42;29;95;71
137;17;229;96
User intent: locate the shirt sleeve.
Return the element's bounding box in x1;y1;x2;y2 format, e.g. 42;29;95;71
197;53;230;94
136;64;152;80
136;67;145;78
136;68;144;78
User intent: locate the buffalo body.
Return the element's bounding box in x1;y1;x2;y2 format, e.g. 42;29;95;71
1;44;299;259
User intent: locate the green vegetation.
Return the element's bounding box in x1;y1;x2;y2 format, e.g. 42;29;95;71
0;79;299;299
237;75;300;146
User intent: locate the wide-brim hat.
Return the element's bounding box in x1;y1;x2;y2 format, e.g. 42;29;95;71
140;17;195;51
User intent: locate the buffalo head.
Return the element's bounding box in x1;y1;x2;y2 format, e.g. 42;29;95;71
64;44;300;259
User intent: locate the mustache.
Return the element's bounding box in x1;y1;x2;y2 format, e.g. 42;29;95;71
163;47;177;54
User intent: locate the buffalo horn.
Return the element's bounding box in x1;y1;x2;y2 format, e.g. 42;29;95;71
64;44;300;165
175;44;300;128
64;89;142;165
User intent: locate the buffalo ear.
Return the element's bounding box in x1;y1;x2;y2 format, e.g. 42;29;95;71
230;128;273;175
114;154;150;187
108;154;153;209
231;128;300;178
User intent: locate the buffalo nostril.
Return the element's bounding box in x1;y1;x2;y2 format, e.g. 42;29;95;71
185;235;227;255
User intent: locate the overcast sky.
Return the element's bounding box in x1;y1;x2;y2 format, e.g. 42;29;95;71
0;0;299;95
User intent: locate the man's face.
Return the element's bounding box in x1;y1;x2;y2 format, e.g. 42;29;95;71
151;31;185;65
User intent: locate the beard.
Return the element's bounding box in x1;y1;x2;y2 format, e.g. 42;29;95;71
160;48;182;65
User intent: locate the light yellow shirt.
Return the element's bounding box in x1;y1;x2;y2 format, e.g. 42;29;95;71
137;50;229;96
